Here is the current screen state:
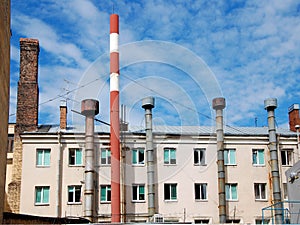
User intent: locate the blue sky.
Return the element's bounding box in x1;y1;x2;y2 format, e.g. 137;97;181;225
9;0;300;129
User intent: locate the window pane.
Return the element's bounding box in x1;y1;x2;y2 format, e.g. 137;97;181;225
195;184;200;199
36;188;41;203
132;150;137;164
107;186;111;201
231;185;237;200
170;149;176;160
230;150;236;164
164;184;170;200
258;150;264;164
200;150;205;165
101;187;106;201
139;149;144;164
37;150;43;165
224;150;229;165
225;184;230;200
69;149;75;165
44;150;50;165
43;187;50;203
164;150;169;164
253;150;257;164
201;184;207;199
194;150;199;164
75;149;82;165
171;184;177;200
132;186;137;201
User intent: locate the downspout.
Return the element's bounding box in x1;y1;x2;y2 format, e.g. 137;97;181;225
264;98;283;224
81;99;99;222
56;131;63;218
142;97;156;219
212;97;226;224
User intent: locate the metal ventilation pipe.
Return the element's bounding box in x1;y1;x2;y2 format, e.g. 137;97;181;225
212;97;226;224
264;98;283;224
142;97;156;218
81;99;99;222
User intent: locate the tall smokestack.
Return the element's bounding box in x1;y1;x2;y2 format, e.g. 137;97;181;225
15;38;40;135
110;13;121;222
142;97;156;218
288;104;300;132
81;99;99;222
8;38;40;213
212;97;226;224
264;98;283;224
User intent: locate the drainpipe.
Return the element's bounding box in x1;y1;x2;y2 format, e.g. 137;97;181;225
264;98;283;224
81;99;99;222
56;131;63;218
142;97;156;218
212;97;226;224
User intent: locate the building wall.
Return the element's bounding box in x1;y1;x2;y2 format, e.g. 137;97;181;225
0;0;10;222
14;131;297;224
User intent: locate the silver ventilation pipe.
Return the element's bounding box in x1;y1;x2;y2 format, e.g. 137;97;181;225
264;98;283;224
212;97;226;224
81;99;99;222
142;97;156;218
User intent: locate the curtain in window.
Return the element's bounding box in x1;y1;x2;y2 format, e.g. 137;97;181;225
231;185;237;199
36;188;42;203
229;150;236;164
171;184;177;200
43;187;50;203
37;151;43;165
164;150;169;164
44;150;50;165
139;185;145;200
101;187;106;201
132;150;137;164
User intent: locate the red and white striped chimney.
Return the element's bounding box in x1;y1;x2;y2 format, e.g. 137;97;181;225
110;13;121;223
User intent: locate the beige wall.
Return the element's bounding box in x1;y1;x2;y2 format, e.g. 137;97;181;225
0;0;10;222
11;131;297;224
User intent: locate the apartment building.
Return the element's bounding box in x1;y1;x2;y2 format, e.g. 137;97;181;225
6;120;298;224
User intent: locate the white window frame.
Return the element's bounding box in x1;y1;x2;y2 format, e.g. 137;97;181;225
164;148;176;165
68;185;82;204
132;148;145;165
281;149;293;166
194;183;207;201
36;149;51;167
194;148;206;166
225;183;238;201
69;148;82;166
164;183;177;201
100;185;111;203
35;186;50;205
224;149;236;165
252;149;265;166
101;148;111;165
132;184;145;202
254;183;267;201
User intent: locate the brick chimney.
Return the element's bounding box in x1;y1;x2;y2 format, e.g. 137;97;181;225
15;38;39;135
60;100;67;130
288;104;300;132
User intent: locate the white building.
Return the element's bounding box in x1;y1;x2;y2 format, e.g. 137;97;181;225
6;121;298;224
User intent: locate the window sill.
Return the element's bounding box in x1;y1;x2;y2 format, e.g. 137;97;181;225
255;199;268;202
164;200;178;202
163;164;177;166
194;164;207;166
35;203;50;206
253;164;265;167
195;199;208;202
226;199;238;202
132;200;146;203
36;165;50;168
100;201;111;204
132;164;145;167
100;164;111;167
67;202;82;205
68;165;84;167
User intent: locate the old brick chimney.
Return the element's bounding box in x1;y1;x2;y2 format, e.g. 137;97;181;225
60;100;67;130
15;38;39;135
8;38;39;213
288;104;300;132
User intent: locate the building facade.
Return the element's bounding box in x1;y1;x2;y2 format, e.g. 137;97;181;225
0;0;10;222
6;122;298;224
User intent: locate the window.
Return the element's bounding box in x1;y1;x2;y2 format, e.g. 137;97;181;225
225;183;238;200
224;149;236;165
100;185;111;202
194;148;206;165
35;186;50;204
69;148;82;166
164;183;177;201
7;136;14;153
254;183;267;200
253;149;265;165
132;184;145;202
195;183;207;200
194;219;210;224
255;219;270;224
226;219;240;223
132;148;144;165
281;150;292;166
68;185;81;203
101;148;111;165
164;148;176;164
36;149;51;166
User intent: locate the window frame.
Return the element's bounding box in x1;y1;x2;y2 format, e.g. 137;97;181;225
252;149;265;166
281;149;293;166
164;183;177;201
36;149;51;167
132;184;145;202
68;185;82;204
100;185;111;203
225;183;238;201
224;149;236;165
254;183;267;201
194;183;208;201
164;148;176;165
132;148;145;166
100;148;111;165
35;186;50;205
194;148;206;166
69;148;83;166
